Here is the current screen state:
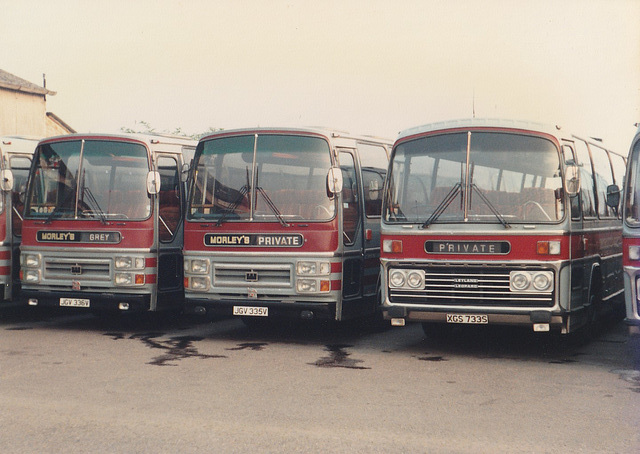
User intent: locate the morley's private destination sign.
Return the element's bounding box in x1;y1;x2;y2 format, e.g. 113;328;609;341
425;240;510;255
36;231;122;244
204;233;304;247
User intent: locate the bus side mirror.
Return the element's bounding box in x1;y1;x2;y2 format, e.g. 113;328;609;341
0;169;14;192
606;184;621;208
181;163;190;183
327;167;343;195
147;171;161;195
564;164;580;197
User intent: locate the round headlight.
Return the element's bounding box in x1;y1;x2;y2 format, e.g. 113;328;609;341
406;271;424;289
389;270;406;288
532;272;551;291
511;272;530;291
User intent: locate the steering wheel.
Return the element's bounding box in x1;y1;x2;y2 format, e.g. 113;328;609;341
523;200;551;221
314;204;333;218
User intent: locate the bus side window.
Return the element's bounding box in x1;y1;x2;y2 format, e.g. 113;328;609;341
157;156;180;242
562;144;581;220
362;168;385;216
9;156;31;237
589;143;616;218
340;151;361;245
357;143;389;218
574;140;596;219
608;151;626;219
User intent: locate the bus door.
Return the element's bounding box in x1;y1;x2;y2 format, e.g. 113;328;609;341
562;141;585;317
155;154;184;309
338;149;364;319
572;139;601;328
8;155;32;296
357;142;389;310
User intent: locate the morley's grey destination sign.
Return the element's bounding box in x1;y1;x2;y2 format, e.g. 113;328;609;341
36;231;122;244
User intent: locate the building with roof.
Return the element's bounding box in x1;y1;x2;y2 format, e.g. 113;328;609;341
0;69;75;138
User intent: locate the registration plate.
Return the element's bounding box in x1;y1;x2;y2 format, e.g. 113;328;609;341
446;314;488;324
60;298;90;308
233;306;268;317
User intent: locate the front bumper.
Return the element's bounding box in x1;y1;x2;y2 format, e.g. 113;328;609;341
21;289;152;312
383;305;564;328
184;296;336;320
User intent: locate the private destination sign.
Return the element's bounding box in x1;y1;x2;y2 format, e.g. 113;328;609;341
36;231;122;244
204;233;304;247
425;240;510;255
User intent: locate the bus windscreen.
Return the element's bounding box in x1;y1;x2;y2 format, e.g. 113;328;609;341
188;134;335;222
385;132;564;224
25;140;151;221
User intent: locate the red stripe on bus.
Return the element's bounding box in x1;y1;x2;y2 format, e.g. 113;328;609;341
0;218;6;242
183;222;339;252
381;234;573;261
20;221;154;248
331;280;342;291
145;257;157;268
145;274;156;284
0;250;10;260
0;266;10;276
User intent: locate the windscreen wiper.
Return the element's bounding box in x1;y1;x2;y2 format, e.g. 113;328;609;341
43;189;76;224
80;186;107;224
421;183;462;228
215;184;249;226
469;184;510;228
216;166;251;226
422;183;510;229
43;206;67;224
256;187;288;227
255;173;288;227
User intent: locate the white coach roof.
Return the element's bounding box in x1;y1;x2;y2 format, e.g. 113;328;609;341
397;118;562;142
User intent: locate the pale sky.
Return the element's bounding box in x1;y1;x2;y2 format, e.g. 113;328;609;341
2;0;639;152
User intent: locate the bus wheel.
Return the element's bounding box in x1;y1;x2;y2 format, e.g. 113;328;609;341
372;279;384;317
421;322;452;339
365;279;387;330
584;295;600;339
580;278;603;342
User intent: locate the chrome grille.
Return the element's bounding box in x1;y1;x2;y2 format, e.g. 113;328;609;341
213;263;292;288
44;258;111;281
389;266;554;307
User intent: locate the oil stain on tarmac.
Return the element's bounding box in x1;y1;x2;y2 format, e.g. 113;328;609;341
226;342;268;351
418;354;447;362
104;332;227;366
310;344;371;370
